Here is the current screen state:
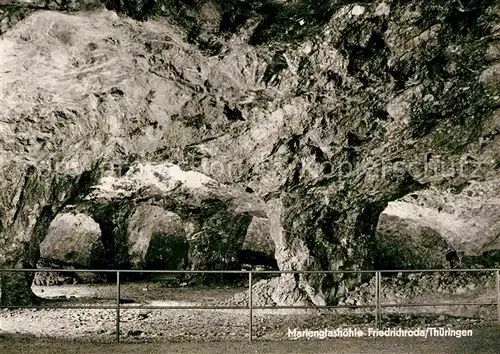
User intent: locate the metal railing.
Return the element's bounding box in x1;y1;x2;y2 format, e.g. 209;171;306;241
0;268;499;342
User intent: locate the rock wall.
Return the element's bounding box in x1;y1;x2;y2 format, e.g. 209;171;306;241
0;0;499;305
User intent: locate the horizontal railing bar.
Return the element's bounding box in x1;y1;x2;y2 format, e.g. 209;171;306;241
119;305;377;310
0;269;114;273
0;304;376;310
0;305;117;310
0;268;498;274
0;305;250;310
378;268;499;273
250;303;496;309
0;268;376;274
0;269;376;274
3;303;495;311
250;305;375;310
111;303;498;310
380;302;497;308
119;305;250;310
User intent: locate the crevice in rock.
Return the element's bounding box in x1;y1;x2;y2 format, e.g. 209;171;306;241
11;166;36;224
223;104;244;122
144;232;189;270
104;0;157;21
262;51;288;86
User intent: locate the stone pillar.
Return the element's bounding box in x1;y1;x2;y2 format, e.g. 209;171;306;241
266;191;388;306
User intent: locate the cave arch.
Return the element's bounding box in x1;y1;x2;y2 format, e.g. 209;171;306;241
375;185;500;271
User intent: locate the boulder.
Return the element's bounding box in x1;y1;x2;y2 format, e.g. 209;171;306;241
39;212;104;267
375;214;450;270
32;212;105;285
127;205;189;270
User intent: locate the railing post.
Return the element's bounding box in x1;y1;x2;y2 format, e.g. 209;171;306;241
116;270;121;342
375;271;381;330
249;271;253;342
496;270;499;325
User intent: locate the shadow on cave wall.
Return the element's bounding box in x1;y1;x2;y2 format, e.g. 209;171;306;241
103;0;361;45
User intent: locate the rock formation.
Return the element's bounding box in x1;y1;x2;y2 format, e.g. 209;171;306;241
126;205;188;270
382;181;500;257
0;0;499;305
68;161;261;285
375;214;452;270
39;212;104;267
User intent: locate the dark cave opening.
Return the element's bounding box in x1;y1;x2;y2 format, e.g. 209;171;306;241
239;249;278;271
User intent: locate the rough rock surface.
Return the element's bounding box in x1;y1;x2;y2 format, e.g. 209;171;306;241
382;181;500;256
242;216;274;256
84;162;259;276
226;271;497;315
375;214;451;270
126;205;188;269
31;212;105;285
0;0;499;305
39;212;104;267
